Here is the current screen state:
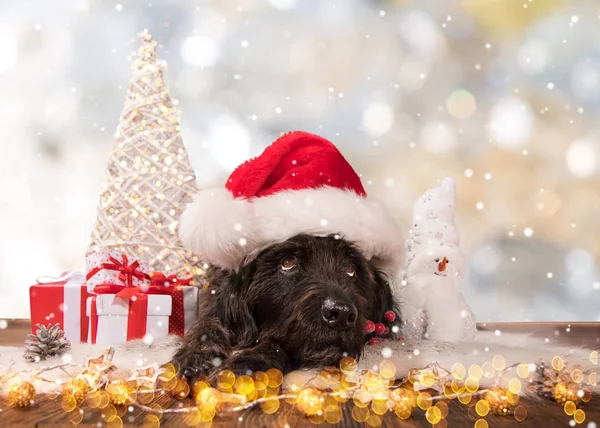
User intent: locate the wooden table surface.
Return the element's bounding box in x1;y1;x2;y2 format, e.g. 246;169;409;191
1;320;599;427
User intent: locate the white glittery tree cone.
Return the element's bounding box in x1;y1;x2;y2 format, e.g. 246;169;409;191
87;30;201;277
400;178;477;342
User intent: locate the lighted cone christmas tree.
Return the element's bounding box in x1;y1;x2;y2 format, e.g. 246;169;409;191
87;30;201;276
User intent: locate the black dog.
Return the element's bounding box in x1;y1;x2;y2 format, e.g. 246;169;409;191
172;234;399;382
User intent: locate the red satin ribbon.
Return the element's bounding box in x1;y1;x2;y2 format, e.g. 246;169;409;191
168;286;185;336
88;296;144;342
89;295;98;344
85;254;146;287
147;273;191;336
79;293;87;342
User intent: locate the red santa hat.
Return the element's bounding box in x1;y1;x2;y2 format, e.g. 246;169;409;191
179;131;404;278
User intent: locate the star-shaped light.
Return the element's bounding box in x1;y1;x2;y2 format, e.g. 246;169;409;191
84;347;116;374
126;363;161;387
409;362;452;393
79;368;103;390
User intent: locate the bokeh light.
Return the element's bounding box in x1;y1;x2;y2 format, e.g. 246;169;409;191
267;0;298;9
566;138;598;179
0;27;18;73
362;103;394;137
420;122;458;154
399;10;446;59
488;97;533;150
446;90;477;119
571;60;600;100
517;39;549;74
208;115;252;171
180;36;220;68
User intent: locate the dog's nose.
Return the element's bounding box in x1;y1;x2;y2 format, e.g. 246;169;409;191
321;298;358;329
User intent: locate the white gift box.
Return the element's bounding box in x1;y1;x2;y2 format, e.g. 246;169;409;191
86;287;198;345
86;249;149;293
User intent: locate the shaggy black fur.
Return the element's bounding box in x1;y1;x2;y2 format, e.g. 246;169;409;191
172;234;399;382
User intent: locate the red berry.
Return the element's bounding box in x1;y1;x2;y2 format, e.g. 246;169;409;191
383;326;390;334
363;320;375;334
368;337;380;345
397;337;405;341
384;310;396;322
375;323;386;335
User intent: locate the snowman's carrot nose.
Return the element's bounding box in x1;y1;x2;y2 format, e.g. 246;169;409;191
438;257;447;272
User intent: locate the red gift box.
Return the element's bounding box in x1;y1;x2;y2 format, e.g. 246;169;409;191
30;271;93;343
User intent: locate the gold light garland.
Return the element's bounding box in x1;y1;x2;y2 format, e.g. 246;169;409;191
1;349;597;426
7;381;36;407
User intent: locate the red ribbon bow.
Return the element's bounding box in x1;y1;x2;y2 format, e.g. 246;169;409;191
86;254;146;290
148;272;193;287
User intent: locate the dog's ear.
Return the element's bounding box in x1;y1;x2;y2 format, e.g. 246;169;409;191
369;269;398;323
213;266;259;346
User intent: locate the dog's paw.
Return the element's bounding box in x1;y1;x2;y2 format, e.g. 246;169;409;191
170;357;213;385
218;355;274;377
179;365;205;384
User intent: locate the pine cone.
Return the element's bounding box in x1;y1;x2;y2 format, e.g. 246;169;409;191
24;323;71;362
531;359;575;399
531;360;555;399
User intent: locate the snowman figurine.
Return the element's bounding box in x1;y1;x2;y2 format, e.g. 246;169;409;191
400;178;477;342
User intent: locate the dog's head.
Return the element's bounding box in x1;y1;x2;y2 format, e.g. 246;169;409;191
217;234;397;368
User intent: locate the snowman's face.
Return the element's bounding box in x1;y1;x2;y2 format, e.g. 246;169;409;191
409;248;465;278
433;256;450;277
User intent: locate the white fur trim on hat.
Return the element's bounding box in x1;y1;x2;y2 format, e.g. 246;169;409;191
179;187;404;278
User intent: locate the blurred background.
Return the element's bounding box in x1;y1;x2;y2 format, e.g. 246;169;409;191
1;0;599;321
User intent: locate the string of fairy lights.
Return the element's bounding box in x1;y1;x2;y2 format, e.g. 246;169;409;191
1;348;598;426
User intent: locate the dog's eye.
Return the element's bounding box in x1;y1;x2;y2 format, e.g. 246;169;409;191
280;257;297;271
346;265;356;277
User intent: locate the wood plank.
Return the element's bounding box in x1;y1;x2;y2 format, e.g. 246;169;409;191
0;319;31;346
1;320;599;426
2;392;599;427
